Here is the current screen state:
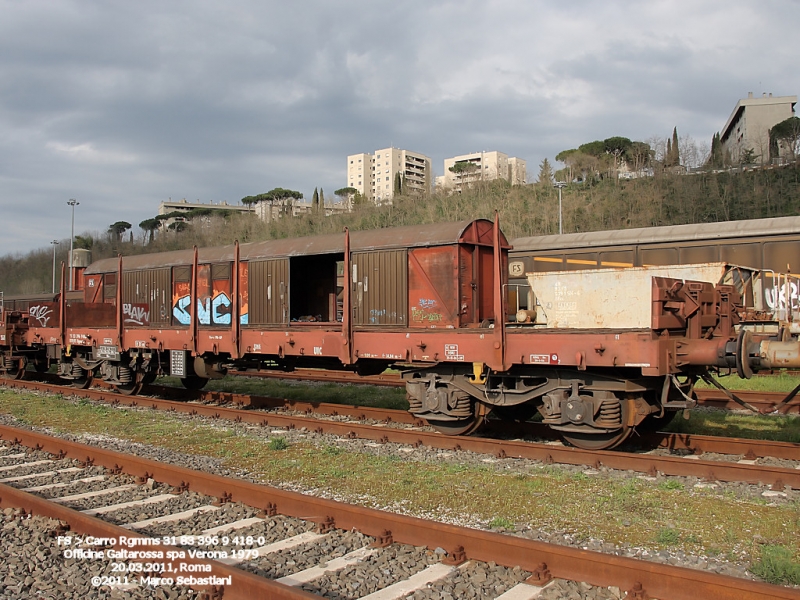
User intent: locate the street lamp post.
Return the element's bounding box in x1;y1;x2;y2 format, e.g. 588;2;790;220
50;240;59;294
67;199;79;291
553;182;566;235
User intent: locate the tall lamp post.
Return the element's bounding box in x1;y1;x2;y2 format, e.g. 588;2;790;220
553;182;566;235
67;199;79;291
50;240;59;294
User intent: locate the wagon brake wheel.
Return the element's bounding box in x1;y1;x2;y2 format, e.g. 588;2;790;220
427;402;489;436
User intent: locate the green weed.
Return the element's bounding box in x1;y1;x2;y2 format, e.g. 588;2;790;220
751;545;800;585
268;437;289;451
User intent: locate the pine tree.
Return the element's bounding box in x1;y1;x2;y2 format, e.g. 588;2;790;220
538;158;554;185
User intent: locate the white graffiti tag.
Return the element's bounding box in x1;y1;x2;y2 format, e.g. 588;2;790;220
765;282;799;317
123;303;150;326
28;305;53;327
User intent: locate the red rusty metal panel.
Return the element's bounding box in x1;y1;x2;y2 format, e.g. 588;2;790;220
408;246;459;328
352;250;407;325
83;275;103;303
66;302;115;328
248;259;288;325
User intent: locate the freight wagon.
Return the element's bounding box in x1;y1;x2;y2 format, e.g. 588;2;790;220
3;218;799;450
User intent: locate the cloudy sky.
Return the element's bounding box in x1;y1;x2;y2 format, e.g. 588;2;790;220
0;0;797;257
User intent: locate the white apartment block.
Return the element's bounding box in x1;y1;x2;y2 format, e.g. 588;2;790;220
441;151;527;192
720;92;797;164
347;147;432;204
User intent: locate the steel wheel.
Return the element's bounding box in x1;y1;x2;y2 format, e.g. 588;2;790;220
637;410;679;433
427;402;488;436
559;398;634;450
114;382;143;396
69;374;92;389
1;358;26;380
181;375;209;391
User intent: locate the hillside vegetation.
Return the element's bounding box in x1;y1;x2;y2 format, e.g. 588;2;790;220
2;163;800;295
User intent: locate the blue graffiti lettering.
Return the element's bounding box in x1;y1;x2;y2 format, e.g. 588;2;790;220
197;297;211;325
173;296;191;325
212;293;232;325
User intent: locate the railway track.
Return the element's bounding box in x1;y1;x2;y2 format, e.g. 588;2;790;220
2;377;798;491
0;424;797;600
233;369;800;414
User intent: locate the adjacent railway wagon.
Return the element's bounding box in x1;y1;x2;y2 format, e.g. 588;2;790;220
509;216;800;319
3;218;800;450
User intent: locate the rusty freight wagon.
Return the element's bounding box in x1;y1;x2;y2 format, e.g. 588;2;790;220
4;218;800;450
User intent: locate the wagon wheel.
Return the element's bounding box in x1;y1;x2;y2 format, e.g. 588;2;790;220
114;382;143;396
427;402;489;436
559;398;635;451
1;357;27;380
636;410;679;433
181;375;209;391
69;373;93;389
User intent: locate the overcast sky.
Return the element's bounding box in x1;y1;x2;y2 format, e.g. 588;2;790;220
0;0;797;257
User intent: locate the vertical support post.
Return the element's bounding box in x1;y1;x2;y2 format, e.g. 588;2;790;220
59;262;67;350
492;213;507;371
341;228;352;365
231;241;240;359
116;255;123;348
191;246;198;356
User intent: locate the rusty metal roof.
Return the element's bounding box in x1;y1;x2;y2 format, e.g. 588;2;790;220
510;215;800;252
85;219;506;274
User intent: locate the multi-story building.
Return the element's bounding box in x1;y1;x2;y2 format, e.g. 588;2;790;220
441;151;526;192
158;197;310;226
720;92;797;164
346;147;432;204
158;198;254;218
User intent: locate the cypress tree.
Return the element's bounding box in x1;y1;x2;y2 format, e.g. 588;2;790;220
312;188;319;211
672;127;680;167
319;188;324;209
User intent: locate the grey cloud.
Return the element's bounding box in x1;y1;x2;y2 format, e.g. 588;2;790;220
0;1;797;255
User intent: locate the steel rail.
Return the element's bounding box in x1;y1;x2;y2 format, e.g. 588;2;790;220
2;378;798;490
0;424;796;600
0;483;318;599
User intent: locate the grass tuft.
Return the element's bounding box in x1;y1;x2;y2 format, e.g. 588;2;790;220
488;517;514;530
751;545;800;585
268;437;289;451
655;527;681;545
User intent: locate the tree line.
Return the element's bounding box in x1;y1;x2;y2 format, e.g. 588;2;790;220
3;161;800;295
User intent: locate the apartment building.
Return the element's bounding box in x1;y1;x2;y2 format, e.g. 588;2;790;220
346;147;432;204
720;92;797;164
158;198;310;225
441;151;527;192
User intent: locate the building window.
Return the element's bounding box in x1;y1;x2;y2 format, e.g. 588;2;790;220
385;177;389;181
